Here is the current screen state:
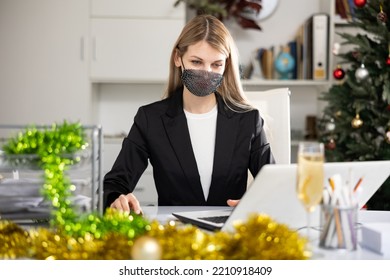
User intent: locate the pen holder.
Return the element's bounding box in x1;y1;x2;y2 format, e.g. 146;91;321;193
319;204;358;251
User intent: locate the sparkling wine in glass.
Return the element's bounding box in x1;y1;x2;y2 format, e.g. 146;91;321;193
296;141;324;239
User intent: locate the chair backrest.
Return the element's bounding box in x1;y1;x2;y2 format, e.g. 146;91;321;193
244;88;291;164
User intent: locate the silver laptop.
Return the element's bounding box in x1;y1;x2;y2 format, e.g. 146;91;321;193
172;160;390;232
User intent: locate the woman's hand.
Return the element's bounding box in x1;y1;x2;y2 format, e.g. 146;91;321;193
227;199;240;207
110;193;143;214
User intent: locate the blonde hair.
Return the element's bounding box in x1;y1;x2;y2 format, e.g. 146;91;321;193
164;14;253;112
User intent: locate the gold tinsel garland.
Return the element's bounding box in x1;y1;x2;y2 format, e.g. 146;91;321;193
147;214;310;260
0;122;310;260
0;214;310;260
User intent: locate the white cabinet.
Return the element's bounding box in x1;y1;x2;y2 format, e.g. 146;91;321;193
90;18;184;82
0;0;92;125
90;0;184;18
89;0;186;82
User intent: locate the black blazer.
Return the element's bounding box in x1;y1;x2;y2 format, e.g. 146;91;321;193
103;88;275;208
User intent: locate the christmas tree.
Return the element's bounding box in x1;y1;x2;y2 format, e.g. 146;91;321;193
319;0;390;210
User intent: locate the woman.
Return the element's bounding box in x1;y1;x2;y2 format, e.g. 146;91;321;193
103;14;275;214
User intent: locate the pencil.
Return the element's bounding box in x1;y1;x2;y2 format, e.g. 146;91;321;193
328;178;335;191
353;177;363;193
334;207;344;248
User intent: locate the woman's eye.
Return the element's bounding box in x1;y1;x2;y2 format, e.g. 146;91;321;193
191;60;201;65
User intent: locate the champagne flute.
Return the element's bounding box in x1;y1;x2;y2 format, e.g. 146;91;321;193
296;141;324;240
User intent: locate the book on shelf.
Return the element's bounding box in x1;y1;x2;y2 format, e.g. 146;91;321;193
347;0;356;20
336;0;348;19
311;13;329;80
336;0;356;21
294;13;329;81
287;40;298;79
343;0;353;21
303;15;313;79
295;23;305;79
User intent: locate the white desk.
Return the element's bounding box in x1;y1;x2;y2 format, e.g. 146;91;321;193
142;206;390;260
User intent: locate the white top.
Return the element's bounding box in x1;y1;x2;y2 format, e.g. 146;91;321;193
184;105;217;200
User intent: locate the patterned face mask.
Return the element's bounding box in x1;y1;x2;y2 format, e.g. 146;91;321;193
180;60;224;97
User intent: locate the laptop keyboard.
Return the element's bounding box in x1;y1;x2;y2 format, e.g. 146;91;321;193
199;215;229;224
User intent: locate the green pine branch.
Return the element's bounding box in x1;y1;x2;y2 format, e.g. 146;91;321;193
318;0;390;210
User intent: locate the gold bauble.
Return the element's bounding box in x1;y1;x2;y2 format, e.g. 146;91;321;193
351;114;363;128
131;236;162;260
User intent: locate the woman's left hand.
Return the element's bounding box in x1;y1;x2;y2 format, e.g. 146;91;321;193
227;199;240;207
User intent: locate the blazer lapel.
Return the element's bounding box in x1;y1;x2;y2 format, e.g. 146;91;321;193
208;95;239;200
161;90;205;202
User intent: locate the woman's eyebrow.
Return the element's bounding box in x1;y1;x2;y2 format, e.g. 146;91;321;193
189;55;224;63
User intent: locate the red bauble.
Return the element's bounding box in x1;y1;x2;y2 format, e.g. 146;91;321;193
386;57;390;66
333;67;345;80
325;139;336;150
354;0;367;8
377;11;388;23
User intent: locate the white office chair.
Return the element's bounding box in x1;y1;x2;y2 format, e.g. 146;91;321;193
244;88;291;165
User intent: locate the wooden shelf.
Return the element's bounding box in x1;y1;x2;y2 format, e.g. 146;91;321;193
242;79;330;87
